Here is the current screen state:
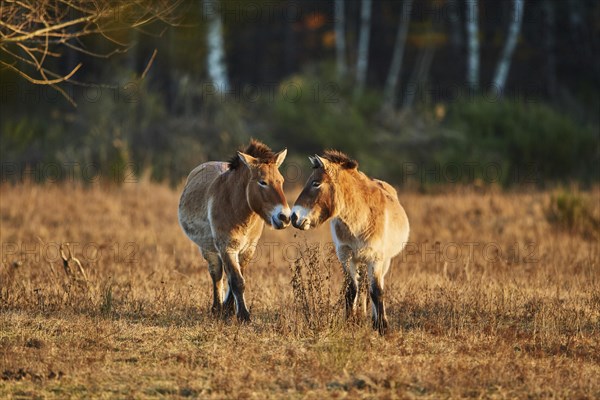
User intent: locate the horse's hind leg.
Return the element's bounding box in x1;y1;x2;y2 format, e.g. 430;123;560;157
368;259;390;335
203;250;224;316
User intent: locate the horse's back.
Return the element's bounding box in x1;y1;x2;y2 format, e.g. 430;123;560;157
185;161;229;186
373;179;398;200
179;161;229;248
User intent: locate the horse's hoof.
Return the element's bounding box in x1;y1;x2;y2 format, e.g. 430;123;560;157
210;306;221;317
373;318;389;336
237;311;251;323
220;301;235;318
345;311;362;326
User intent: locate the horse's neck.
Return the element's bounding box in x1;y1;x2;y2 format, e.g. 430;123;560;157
221;167;256;223
334;172;372;237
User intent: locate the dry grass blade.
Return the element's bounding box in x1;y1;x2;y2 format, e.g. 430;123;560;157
59;243;88;283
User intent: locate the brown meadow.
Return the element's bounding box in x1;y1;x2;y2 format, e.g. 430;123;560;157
1;182;599;398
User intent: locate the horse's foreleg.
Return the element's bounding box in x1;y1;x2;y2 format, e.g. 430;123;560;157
337;246;358;319
238;245;257;277
222;284;235;316
225;245;256;318
357;263;369;317
221;251;251;322
368;259;390;335
347;260;370;321
344;270;358;319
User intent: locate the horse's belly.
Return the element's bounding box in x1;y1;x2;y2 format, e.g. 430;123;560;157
383;205;410;257
179;161;228;251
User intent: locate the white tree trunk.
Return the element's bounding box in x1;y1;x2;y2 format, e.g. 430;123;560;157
204;0;229;92
403;43;435;111
355;0;372;96
383;0;413;108
334;0;347;78
465;0;479;90
492;0;524;95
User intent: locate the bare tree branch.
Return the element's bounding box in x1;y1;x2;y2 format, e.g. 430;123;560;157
140;48;157;80
0;0;182;104
0;59;81;84
1;15;98;43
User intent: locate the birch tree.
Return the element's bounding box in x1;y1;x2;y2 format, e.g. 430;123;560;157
465;0;480;90
334;0;347;79
492;0;524;95
403;42;436;111
204;0;229;92
355;0;372;96
383;0;413;109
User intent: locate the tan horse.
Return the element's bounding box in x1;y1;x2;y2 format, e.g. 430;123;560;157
179;140;291;322
291;151;409;334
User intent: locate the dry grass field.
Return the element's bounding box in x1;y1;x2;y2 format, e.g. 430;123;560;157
1;181;599;398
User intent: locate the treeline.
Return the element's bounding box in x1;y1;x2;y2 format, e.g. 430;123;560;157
0;0;598;187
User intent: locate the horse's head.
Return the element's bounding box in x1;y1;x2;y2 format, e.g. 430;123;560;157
237;149;291;229
291;151;357;230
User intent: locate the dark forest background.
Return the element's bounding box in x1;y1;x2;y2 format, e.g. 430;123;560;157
1;0;599;187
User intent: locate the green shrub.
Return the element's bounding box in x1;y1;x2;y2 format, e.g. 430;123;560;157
3;69;597;188
442;99;599;185
271;71;379;160
546;189;600;239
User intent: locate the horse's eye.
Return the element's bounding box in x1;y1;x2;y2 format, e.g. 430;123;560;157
258;180;268;187
312;180;321;188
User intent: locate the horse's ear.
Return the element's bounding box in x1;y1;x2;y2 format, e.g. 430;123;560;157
315;155;330;169
237;151;258;168
309;155;323;169
274;148;287;167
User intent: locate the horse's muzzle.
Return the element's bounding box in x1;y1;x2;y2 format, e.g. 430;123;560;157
278;212;291;225
291;212;310;230
270;206;291;229
271;215;289;229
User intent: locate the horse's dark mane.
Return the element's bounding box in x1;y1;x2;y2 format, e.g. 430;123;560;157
320;150;358;169
228;139;276;169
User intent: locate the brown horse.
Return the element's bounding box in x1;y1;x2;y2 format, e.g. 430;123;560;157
178;140;291;322
291;151;409;334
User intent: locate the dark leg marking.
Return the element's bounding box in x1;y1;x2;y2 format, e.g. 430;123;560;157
370;281;389;335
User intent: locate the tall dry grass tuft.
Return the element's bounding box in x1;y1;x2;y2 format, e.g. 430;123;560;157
287;240;345;337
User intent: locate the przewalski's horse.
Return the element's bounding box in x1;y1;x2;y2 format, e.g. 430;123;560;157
291;151;409;334
179;140;291;322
